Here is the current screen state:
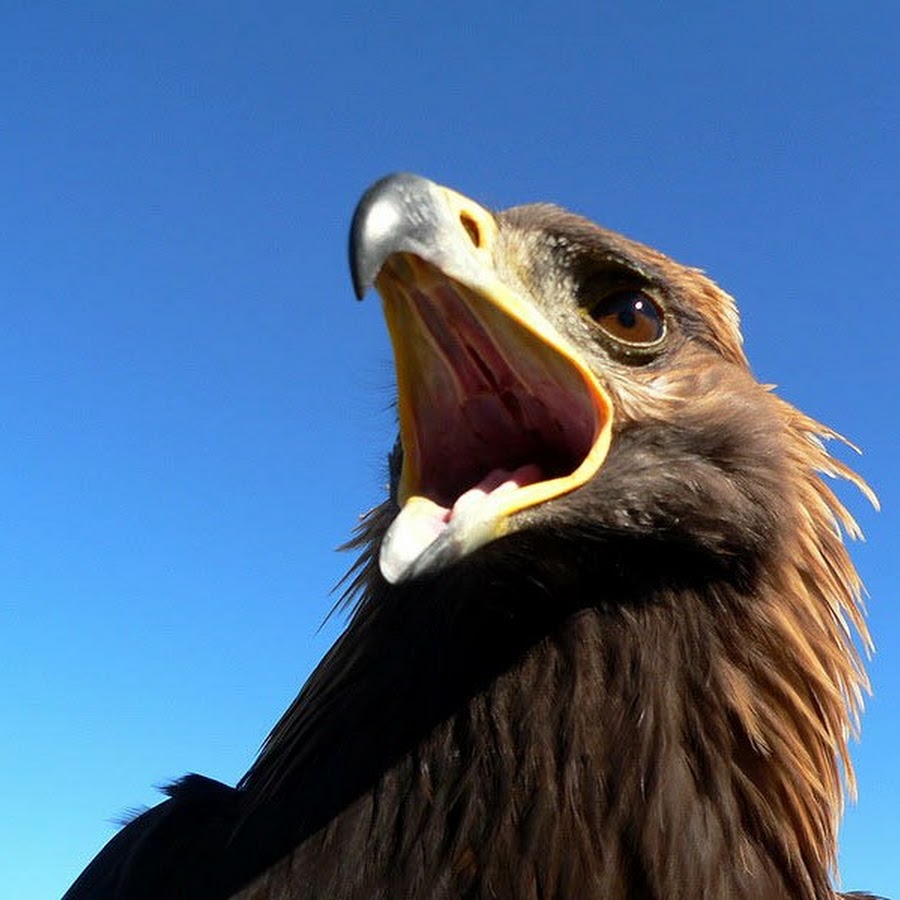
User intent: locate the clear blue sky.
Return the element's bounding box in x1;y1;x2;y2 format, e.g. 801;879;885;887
1;4;896;897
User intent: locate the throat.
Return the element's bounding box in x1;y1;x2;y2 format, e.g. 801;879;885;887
385;607;815;900
243;570;840;900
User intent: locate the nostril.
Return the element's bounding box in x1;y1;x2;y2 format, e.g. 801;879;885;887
460;212;482;249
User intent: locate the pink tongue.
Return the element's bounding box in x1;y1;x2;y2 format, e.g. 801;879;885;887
379;463;546;583
447;463;544;522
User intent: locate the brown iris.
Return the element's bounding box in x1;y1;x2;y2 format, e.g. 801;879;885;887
589;288;665;347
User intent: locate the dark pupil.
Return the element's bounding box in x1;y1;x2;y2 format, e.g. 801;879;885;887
617;305;637;328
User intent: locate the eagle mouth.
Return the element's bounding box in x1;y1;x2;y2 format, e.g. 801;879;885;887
376;253;613;582
347;172;614;582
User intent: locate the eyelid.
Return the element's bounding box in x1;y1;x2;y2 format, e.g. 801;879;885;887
578;262;654;295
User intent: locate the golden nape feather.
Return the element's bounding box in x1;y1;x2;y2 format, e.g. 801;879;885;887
65;174;881;900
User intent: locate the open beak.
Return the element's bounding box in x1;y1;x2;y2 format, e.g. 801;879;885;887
350;174;613;583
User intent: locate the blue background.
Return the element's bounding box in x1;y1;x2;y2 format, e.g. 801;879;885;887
1;4;896;897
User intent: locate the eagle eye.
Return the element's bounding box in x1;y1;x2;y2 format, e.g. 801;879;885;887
588;287;665;350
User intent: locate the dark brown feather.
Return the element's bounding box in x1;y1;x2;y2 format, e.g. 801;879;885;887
231;207;875;899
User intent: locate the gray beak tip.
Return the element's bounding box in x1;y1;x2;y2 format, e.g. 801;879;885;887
348;172;439;300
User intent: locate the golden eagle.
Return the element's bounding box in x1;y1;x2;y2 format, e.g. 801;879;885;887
65;174;880;899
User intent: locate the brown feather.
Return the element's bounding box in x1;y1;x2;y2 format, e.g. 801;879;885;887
230;206;875;898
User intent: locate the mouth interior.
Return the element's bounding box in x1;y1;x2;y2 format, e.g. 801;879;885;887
383;258;601;519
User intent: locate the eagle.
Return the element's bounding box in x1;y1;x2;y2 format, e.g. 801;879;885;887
65;174;880;899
